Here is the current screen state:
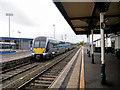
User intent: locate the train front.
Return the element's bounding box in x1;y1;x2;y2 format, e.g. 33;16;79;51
32;37;47;60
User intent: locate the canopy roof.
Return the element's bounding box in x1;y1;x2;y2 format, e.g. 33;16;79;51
54;2;120;35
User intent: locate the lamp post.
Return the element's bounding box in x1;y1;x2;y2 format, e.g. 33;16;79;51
53;24;55;39
18;31;21;50
6;13;13;38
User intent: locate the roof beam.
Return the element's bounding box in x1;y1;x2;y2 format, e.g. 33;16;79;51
75;29;116;35
74;25;120;29
69;14;120;20
74;26;100;28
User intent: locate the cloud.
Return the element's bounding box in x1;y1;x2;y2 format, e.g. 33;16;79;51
0;0;35;26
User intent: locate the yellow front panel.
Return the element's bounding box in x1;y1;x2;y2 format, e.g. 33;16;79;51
33;48;45;53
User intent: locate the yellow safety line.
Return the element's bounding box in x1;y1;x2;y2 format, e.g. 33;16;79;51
80;47;85;89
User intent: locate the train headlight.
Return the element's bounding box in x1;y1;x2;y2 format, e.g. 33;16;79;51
43;53;46;55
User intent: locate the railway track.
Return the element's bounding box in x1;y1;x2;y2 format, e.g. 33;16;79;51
1;56;32;72
2;60;34;74
1;63;38;82
2;48;78;89
18;48;78;89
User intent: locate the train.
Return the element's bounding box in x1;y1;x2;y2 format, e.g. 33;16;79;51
32;36;74;60
0;42;16;54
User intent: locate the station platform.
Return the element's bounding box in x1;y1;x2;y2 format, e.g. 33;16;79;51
0;50;32;70
50;47;120;89
0;50;32;63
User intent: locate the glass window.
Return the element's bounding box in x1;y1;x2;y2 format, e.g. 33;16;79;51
40;41;46;48
53;43;58;48
5;44;10;49
34;41;39;48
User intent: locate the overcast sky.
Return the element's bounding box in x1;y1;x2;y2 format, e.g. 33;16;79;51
0;0;101;43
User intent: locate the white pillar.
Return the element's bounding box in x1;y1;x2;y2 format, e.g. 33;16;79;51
100;13;105;64
100;12;106;84
91;30;94;63
91;30;93;54
87;35;89;54
88;34;90;57
106;34;108;54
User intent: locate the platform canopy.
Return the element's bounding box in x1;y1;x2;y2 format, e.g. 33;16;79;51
53;1;120;35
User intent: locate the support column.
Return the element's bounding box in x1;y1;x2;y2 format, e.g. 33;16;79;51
106;34;108;54
87;34;89;54
100;12;106;84
88;34;90;57
91;30;94;64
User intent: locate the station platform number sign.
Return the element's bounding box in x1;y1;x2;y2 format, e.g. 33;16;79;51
101;22;106;29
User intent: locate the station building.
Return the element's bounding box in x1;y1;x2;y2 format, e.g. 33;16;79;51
0;37;33;50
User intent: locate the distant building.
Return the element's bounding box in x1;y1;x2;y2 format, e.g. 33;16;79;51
0;37;33;50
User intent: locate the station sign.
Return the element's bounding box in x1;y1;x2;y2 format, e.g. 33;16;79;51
101;22;106;29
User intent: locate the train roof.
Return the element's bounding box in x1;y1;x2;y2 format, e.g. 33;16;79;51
34;36;73;44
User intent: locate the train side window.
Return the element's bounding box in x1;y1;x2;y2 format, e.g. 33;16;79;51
53;46;56;48
53;43;58;48
5;44;10;49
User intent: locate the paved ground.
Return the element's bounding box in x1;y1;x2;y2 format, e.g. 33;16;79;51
0;50;32;63
85;48;120;88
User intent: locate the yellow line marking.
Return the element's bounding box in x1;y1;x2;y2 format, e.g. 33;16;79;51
80;47;85;89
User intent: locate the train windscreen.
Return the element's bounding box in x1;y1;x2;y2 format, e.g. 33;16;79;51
34;41;39;48
40;41;46;48
34;37;46;48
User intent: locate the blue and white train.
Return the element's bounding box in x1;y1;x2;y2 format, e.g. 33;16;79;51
32;36;74;60
0;42;16;54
